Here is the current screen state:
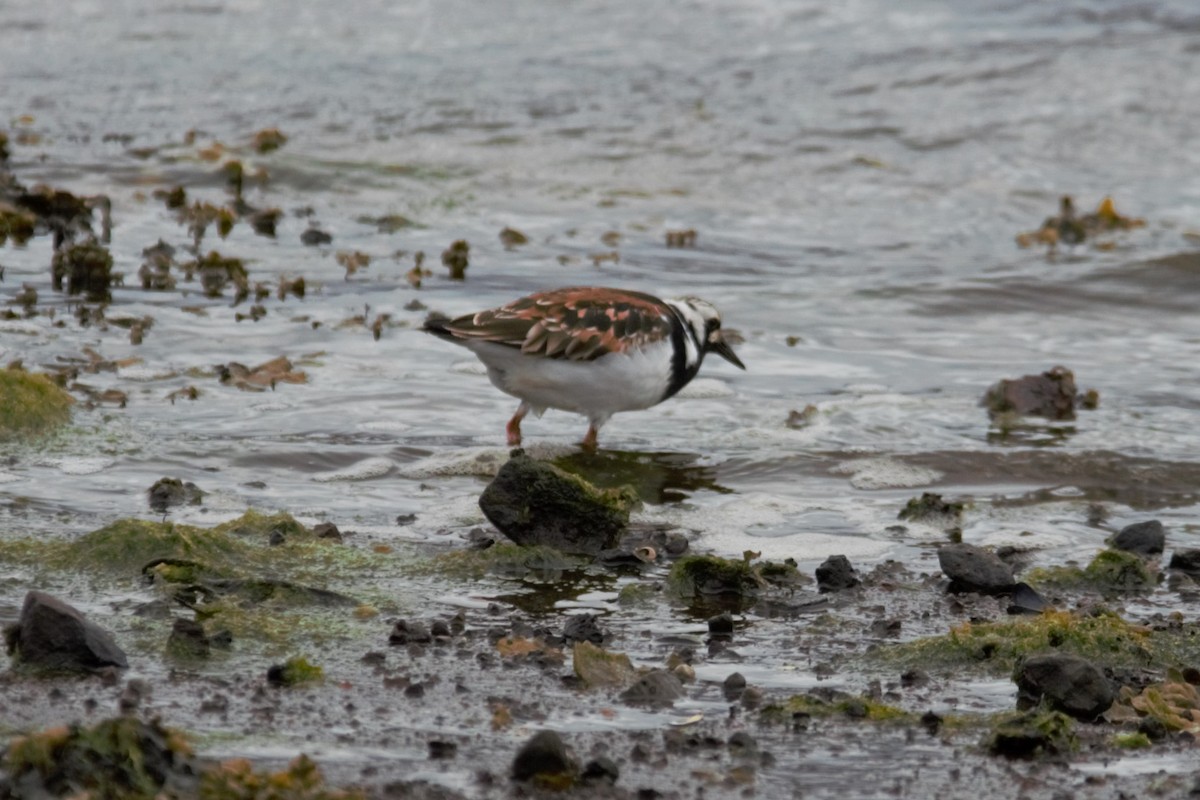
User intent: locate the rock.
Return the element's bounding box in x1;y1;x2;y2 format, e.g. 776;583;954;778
313;522;343;541
620;669;684;706
581;756;619;785
389;619;433;646
428;740;458;760
981;366;1078;421
937;544;1015;595
984;710;1076;758
815;554;860;592
4;591;128;673
300;227;332;246
1015;653;1115;720
1110;520;1165;557
441;239;469;280
708;611;735;636
1006;582;1050;615
147;477;203;514
511;730;577;783
722;672;747;700
573;641;636;688
727;731;758;758
897;493;964;527
1169;548;1200;575
478;450;634;556
562;613;606;645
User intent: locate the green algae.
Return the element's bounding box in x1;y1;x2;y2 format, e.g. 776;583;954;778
764;693;913;724
1026;548;1156;597
0;367;74;441
420;543;588;580
270;655;325;686
667;555;763;601
874;610;1200;675
1111;732;1152;748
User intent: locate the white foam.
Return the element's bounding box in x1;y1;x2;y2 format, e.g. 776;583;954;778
38;456;114;475
449;360;487;375
117;364;178;381
0;471;21;484
313;457;394;482
676;378;734;399
831;456;942;489
357;419;412;433
396;442;574;479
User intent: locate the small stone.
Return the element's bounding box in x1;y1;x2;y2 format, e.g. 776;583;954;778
1110;520;1165;557
563;613;605;645
581;756;619;785
301;227;332;246
869;619;902;637
1169;548;1200;575
901;669;930;689
707;611;735;636
722;672;747;700
429;740;457;760
166;618;210;659
727;731;758;757
313;522;342;541
389;619;432;646
815;554;860;592
1007;582;1050;615
268;529;286;546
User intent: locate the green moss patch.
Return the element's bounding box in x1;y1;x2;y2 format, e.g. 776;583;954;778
876;610;1200;676
1027;548;1156;597
0;367;73;441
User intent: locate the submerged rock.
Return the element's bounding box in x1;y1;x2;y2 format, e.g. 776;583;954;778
982;366;1080;421
1015;653;1114;721
147;477;204;514
5;591;128;673
1110;520;1165;557
511;730;577;785
620;669;685;706
1168;548;1200;576
815;554;860;593
937;543;1015;595
478;450;634;556
984;710;1076;759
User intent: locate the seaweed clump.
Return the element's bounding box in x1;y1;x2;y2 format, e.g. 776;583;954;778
51;239;114;300
0;717;197;799
200;754;363;800
0;365;73;441
1026;548;1157;597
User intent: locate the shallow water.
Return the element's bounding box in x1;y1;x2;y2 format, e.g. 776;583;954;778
3;0;1200;794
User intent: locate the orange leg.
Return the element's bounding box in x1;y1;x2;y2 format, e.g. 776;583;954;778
581;424;599;452
506;402;529;446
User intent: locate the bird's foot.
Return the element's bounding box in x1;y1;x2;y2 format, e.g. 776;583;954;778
580;425;599;452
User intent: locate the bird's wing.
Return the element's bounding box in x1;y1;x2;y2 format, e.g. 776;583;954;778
437;287;675;362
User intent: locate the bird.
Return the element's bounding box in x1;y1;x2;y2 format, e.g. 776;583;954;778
423;286;745;450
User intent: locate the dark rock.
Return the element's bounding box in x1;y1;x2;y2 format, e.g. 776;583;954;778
511;730;577;782
268;529;287;546
1110;520;1165;557
1138;715;1169;742
390;619;433;646
901;669;930;689
707;611;735;636
815;554;860;592
209;629;233;649
166;618;210;659
982;366;1078;420
727;731;758;757
428;740;457;760
897;493;964;526
663;532;689;556
1169;548;1200;576
869;619;902;637
620;669;685;706
478;450;633;556
562;613;605;645
920;710;942;735
147;477;203;514
430;619;452;640
5;591;128;673
313;522;342;541
581;756;619;785
300;227;332;246
1006;582;1050;615
1015;653;1115;720
937;543;1015;595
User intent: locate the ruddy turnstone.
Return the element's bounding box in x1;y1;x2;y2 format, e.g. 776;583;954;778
424;286;745;449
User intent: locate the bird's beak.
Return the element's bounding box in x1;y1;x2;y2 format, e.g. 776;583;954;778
709;337;746;370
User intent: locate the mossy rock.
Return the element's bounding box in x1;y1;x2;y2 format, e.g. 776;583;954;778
479;450;636;556
1027;548;1156;597
267;655;325;687
0;367;73;441
573;641;637;689
667;555;762;601
62;519;251;576
983;710;1076;758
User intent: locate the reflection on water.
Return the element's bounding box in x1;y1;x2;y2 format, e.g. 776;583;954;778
554;449;732;504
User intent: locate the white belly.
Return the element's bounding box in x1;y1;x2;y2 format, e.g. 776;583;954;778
464;340;673;422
